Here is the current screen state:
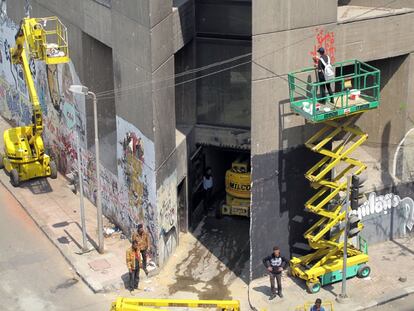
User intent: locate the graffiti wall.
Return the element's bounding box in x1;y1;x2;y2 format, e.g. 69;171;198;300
352;190;414;244
309;27;336;64
157;171;178;265
116;116;158;255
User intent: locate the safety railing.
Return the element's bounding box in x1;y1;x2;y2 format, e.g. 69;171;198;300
288;59;380;123
33;17;69;64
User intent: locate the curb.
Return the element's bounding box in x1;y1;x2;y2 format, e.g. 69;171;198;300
0;173;106;294
356;285;414;310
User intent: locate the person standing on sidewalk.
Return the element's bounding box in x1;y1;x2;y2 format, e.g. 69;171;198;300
126;240;141;291
132;224;151;276
310;298;325;311
262;246;288;300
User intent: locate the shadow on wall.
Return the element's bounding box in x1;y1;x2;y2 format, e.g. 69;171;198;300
278;98;322;260
250;96;321;278
381;121;396;188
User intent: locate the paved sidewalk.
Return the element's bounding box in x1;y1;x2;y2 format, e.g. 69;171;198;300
250;236;414;311
0;117;130;293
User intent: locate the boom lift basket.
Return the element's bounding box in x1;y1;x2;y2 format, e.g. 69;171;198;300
27;16;69;64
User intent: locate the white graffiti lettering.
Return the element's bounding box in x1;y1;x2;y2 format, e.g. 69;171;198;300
350;192;414;233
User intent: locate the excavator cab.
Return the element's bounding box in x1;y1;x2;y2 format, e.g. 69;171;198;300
0;16;69;186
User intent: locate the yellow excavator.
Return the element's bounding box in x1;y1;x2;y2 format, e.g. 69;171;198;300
220;156;251;217
0;16;69;186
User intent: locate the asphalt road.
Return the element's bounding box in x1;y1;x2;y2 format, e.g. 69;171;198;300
0;183;113;311
369;294;414;311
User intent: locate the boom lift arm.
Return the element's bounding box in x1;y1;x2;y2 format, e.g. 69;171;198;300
10;19;45;151
1;16;69;186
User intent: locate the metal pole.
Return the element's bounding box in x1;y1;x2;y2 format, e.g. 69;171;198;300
76;132;88;252
90;91;104;254
340;175;351;299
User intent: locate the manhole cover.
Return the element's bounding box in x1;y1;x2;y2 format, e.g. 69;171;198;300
88;259;111;271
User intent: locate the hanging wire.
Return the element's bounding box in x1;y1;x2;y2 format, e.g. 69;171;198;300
91;0;399;104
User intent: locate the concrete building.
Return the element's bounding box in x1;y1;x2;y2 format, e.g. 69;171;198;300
1;0;414;277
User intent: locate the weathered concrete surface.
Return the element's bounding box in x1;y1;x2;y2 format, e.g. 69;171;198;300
194;125;251;150
250;236;414;311
0;182;113;310
172;0;195;53
253;0;337;35
339;0;414;9
338;5;414;23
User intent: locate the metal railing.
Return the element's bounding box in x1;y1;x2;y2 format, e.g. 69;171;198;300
288;59;380;122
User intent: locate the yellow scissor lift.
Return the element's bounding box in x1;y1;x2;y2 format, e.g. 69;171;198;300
287;60;381;293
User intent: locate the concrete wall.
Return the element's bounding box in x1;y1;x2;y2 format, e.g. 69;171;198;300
173;0;195;53
112;0;179;266
339;0;414;8
251;1;414;277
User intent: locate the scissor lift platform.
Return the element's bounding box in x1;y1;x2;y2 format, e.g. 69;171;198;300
288;59;380;123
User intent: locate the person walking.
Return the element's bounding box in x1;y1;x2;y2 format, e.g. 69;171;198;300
310;298;325;311
263;246;288;300
126;240;141;292
314;47;334;104
203;167;213;213
132;224;151;276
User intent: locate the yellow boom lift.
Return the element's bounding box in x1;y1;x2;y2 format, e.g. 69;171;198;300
0;16;69;186
287;60;381;293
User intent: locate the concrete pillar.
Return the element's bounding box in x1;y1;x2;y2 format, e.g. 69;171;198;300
111;0;177;266
250;0;338;278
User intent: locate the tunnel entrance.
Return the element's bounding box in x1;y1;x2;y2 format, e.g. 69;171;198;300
187;145;251;284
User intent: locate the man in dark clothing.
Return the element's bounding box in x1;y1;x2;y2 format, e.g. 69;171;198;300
315;47;334;104
263;246;288;300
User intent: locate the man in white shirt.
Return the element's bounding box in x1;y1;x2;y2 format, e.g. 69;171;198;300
203;167;213;214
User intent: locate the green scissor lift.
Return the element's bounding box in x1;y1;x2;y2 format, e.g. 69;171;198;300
288;59;380;123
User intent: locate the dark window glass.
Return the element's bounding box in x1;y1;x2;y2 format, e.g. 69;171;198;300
196;38;251;128
196;0;252;37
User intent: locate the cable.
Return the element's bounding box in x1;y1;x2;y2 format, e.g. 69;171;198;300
94;52;252;97
92;0;398;102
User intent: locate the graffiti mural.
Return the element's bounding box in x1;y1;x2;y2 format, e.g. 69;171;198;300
116;116;157;257
351;192;414;235
310;28;336;64
351;191;414;243
157;171;178;265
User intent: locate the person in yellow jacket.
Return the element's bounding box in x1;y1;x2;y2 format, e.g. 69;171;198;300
126;240;142;291
131;224;151;276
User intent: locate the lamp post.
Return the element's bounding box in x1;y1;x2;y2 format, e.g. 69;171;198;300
69;84;104;254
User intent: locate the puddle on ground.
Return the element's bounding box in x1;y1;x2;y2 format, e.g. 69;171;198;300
169;215;249;300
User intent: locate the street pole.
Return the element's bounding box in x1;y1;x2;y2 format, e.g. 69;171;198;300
76;132;88;252
338;175;351;301
90;91;104;254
